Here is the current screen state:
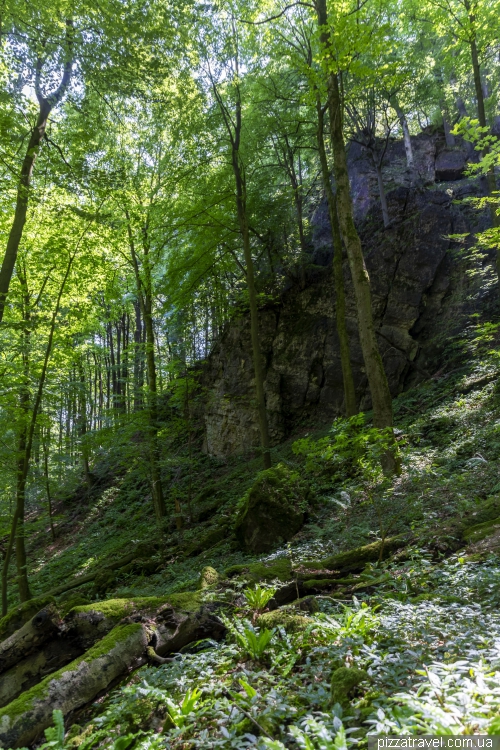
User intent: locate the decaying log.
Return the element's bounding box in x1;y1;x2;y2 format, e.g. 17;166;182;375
0;608;59;673
153;603;227;656
0;597;226;748
0;623;148;749
0;637;83;708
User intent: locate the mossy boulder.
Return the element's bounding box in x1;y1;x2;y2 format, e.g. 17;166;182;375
293;596;320;613
331;666;369;707
234;464;311;553
198;566;220;589
257;610;312;632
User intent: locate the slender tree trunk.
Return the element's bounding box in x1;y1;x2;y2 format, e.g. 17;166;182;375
282;141;308;287
392;99;415;173
442;111;456;148
316;0;398;474
6;253;75;608
464;1;498;228
78;361;92;488
316;97;357;417
126;214;166;521
211;60;272;469
142;263;167;520
0;22;73;324
42;427;56;541
133;299;143;411
15;390;31;603
375;163;390;228
108;324;117;411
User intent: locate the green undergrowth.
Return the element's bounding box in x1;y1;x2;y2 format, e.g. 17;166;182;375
6;324;500;748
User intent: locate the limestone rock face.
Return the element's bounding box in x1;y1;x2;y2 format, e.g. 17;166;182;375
201;132;494;457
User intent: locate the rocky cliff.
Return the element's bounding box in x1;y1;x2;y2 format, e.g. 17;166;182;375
201;131;496;457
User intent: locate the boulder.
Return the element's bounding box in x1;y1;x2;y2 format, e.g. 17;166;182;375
435;147;468;181
234;464;310;553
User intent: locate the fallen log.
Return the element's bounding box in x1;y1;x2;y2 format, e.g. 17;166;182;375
0;623;148;749
0;637;83;708
0;607;60;673
0;596;226;748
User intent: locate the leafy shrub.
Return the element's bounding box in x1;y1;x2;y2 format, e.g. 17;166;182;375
293;414;398;482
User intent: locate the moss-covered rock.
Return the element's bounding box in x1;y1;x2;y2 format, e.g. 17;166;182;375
292;596;320;613
166;592;202;612
234;464;311;553
330;666;369;707
198;566;220;589
257;610;312;632
0;596;55;642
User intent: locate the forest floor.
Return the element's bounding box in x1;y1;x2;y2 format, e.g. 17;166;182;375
3;321;500;748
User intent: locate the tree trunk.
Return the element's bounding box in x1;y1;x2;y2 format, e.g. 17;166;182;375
126;214;166;520
3;254;76;612
393;99;415;174
0;607;59;674
78;361;92;488
442;111;456;148
315;0;398;474
375;162;390;228
0;22;73;324
0;624;148;749
42;428;55;541
316;97;357;417
133;299;144;410
218;69;272;470
465;0;498;227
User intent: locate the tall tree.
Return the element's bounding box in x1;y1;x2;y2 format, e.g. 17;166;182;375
0;19;74;323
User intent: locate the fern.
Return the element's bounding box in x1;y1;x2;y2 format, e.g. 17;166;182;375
40;710;65;750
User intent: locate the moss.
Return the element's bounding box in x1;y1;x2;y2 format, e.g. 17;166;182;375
198;566;220;589
165;592;202;612
224;558;292;583
302;578;335;591
58;594;91;618
257;610;312;632
248;558;292;582
318;536;407;574
234;464;311;553
69;595;187;620
0;624;143;723
463;515;500;543
331;667;369;707
0;596;55;641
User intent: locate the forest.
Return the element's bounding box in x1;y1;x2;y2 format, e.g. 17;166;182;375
0;0;500;746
